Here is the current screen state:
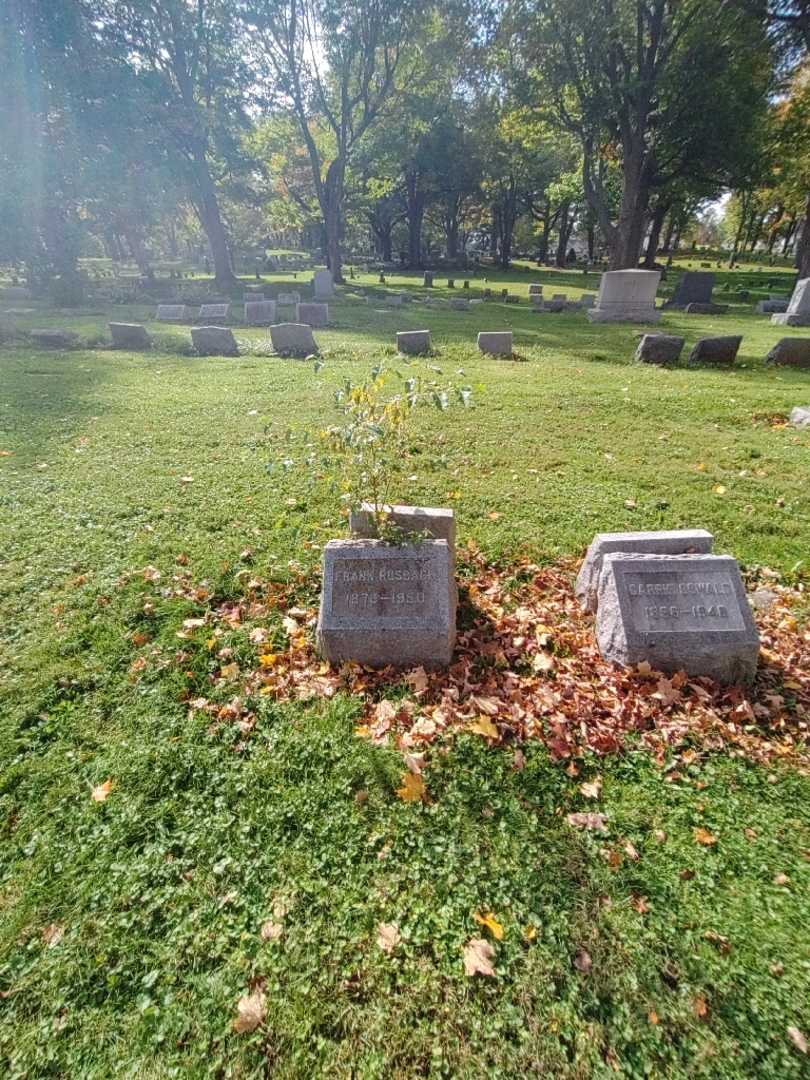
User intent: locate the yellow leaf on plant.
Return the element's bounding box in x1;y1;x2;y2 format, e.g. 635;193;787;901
713;484;727;495
260;653;278;667
524;925;538;941
474;911;505;940
468;716;499;740
91;779;113;802
396;772;426;803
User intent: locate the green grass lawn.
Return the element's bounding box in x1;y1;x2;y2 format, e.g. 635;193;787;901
1;262;809;1078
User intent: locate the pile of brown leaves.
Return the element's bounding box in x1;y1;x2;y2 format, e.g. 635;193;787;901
151;546;810;768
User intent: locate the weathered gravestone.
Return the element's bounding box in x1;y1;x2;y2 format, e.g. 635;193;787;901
191;326;239;356
313;269;334;300
758;299;789;314
269;322;318;357
595;553;760;684
350;504;455;549
580;294;596;308
635;334;685;365
156;304;187;322
396;329;431;355
576;528;713;613
772;277;810;326
789;405;810;428
295;302;329;327
552;293;566;302
587;269;661;323
450;298;471;312
109;322;152;349
276;292;300;305
685;302;729;315
766;338;810;368
244;300;277;325
317;539;456;668
529;283;543;296
664;270;715;309
478;331;513;356
423;271;434;287
688;335;742;366
30;329;79;348
198;303;229;321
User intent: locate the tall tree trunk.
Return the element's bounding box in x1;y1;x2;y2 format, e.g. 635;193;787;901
661;212;677;255
191;147;236;287
729;191;750;267
610;146;649;269
642;201;668;268
404;167;424;268
536;200;551;263
782;216;797;255
490;204;500;259
120;220;152;279
795;193;810;277
554;202;571;267
321;157;345;282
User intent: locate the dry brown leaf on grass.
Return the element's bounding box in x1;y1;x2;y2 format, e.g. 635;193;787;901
788;1026;808;1054
694;827;718;846
573;948;592;974
376;922;401;954
42;923;64;947
233;989;266;1033
463;937;496;977
580;779;602;800
91;779;114;803
396;772;426;803
693;995;710;1019
566;812;609;834
260;920;283;942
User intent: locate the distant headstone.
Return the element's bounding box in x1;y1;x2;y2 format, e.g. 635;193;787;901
482;288;493;299
198;303;229;321
350;504;455;549
530;293;545;307
463;280;470;290
156;304;187;322
688;335;742;366
109;322;152;349
447;279;455;288
478;331;513;356
450;298;471;311
772;277;810;326
29;329;79;348
423;271;434;287
766;338;810;368
595;553;759;684
552;293;566;301
758;299;788;314
587;269;661;323
295;302;329;327
317;539;456;668
277;292;300;305
580;294;596;308
313;269;334;299
244;300;277;325
664;271;715;309
396;329;431;355
529;283;543;295
269;322;318;357
635;334;685;365
576;529;714;613
685;302;728;315
191;326;238;356
789;405;810;429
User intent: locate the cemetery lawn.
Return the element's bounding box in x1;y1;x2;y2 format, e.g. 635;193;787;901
2;262;810;1077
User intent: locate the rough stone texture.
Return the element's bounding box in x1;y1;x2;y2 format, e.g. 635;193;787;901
313;269;334;299
244;300;277;325
789;405;810;429
450;298;471;311
276;292;300;305
109;322;152;349
198;303;229;321
576;529;714;613
317;539;456;668
766;338;810;368
29;329;79;348
635;334;685;365
595;553;760;685
156;304;187;322
664;270;715;309
191;326;239;356
396;329;431;355
688;335;742;366
758;299;789;314
588;269;661;324
478;331;513;356
771;277;810;325
685;302;729;315
295;302;329;327
529;283;543;295
269;322;318;357
350;504;455;550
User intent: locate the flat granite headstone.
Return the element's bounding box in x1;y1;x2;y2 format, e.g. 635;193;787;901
276;292;300;305
191;326;238;356
478;331;513;356
244;300;277;325
450;298;471;311
30;329;79;348
685;302;728;315
156;304;187;322
313;269;334;299
529;283;543;295
350;504;455;549
295;302;329;327
198;303;229;321
269;322;318;357
766;338;810;368
396;329;431;355
758;299;789;314
588;269;661;324
664;271;715;309
109;322;152;349
595;553;760;684
635;334;684;365
541;299;566;313
772;277;810;326
317;539;456;668
789;405;810;429
576;528;714;613
688;335;742;366
580;294;596;308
